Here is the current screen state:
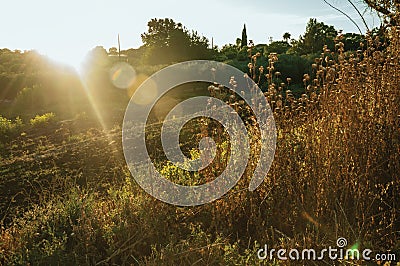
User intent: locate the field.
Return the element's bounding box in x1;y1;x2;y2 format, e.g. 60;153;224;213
1;15;400;266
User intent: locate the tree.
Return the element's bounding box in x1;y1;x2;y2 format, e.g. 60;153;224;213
291;18;338;55
264;41;292;55
108;47;118;55
219;44;238;60
342;33;366;51
141;18;212;64
81;46;112;93
141;18;177;48
236;38;242;49
82;46;109;69
241;24;248;48
283;32;291;42
275;54;313;86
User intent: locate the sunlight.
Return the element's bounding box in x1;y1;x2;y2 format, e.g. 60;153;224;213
79;76;108;131
43;50;86;73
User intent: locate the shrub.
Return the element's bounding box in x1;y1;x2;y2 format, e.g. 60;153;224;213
30;112;56;127
0;115;22;139
275;54;313;85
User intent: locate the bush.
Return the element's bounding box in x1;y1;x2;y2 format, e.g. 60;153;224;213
13;86;48;115
30;112;56;127
0;115;22;139
237;47;248;61
275;54;313;85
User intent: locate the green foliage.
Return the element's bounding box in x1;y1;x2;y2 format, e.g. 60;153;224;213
30;112;56;127
275;54;313;84
141;18;214;64
13;87;38;112
342;33;366;51
219;44;239;60
283;32;291;42
0;189;99;265
146;225;262;265
237;47;249;61
123;46;147;66
291;18;338;55
0;115;22;138
241;24;248;47
0;49;41;101
81;46;114;93
264;41;292;55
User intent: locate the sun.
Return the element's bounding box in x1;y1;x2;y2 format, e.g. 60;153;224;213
44;50;86;73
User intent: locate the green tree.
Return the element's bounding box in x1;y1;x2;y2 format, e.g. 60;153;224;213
141;18;212;64
291;18;338;55
264;41;291;55
275;54;313;85
342;33;366;51
241;24;248;48
84;46;109;67
81;46;113;95
236;38;242;48
219;44;238;60
283;32;291;42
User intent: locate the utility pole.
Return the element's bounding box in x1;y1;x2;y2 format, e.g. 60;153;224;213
118;34;121;61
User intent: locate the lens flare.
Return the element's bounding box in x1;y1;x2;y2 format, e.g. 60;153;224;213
132;77;158;106
109;62;136;89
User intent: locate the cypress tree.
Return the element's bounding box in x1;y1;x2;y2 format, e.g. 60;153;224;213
241;24;247;48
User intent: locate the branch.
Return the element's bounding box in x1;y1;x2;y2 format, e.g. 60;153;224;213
363;0;391;15
347;0;370;31
322;0;363;34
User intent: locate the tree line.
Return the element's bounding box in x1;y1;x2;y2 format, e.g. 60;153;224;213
0;10;388;117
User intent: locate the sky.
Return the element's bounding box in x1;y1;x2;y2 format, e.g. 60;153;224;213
1;0;380;70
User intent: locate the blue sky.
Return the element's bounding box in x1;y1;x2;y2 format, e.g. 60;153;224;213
1;0;379;69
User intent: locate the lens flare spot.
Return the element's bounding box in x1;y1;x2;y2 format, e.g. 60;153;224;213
109;62;136;89
127;74;148;98
132;77;158;106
